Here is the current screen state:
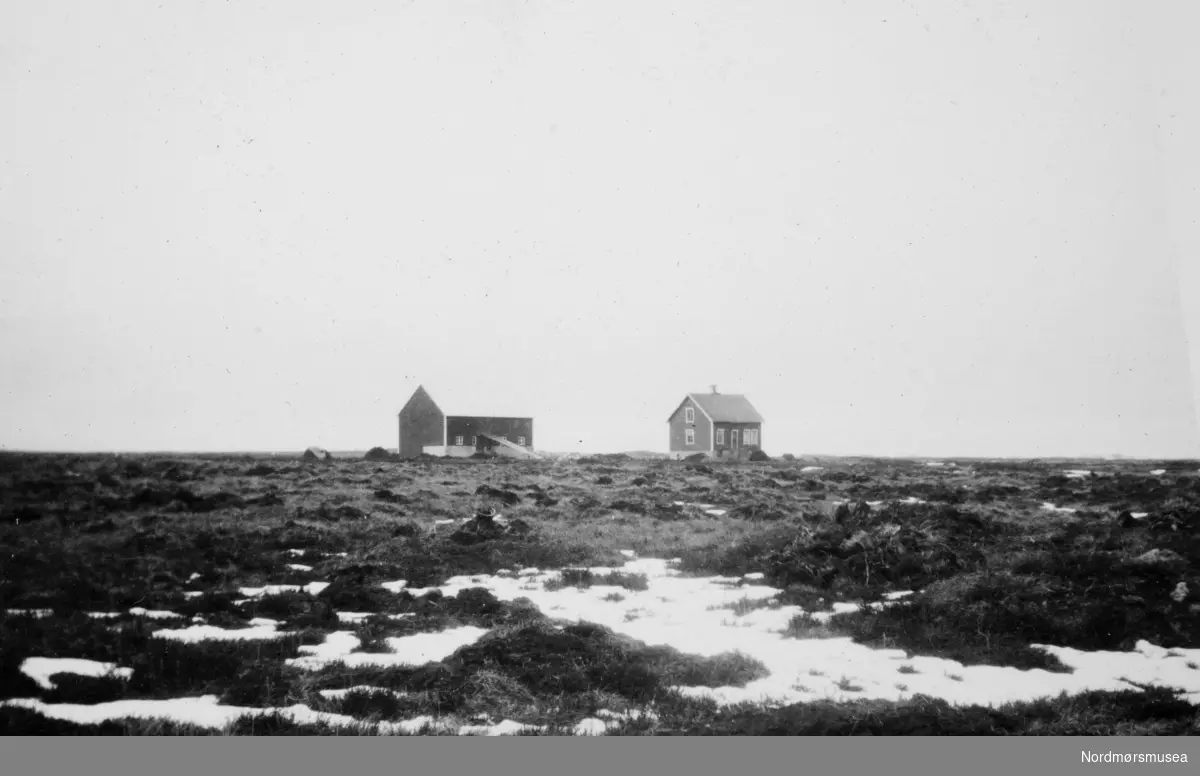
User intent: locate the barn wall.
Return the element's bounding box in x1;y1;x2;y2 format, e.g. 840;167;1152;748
667;397;712;454
445;417;534;448
398;389;445;458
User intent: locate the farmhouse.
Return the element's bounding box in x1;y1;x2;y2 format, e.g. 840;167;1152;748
667;387;763;459
397;385;538;459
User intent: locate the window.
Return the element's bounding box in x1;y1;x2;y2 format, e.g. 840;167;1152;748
455;436;464;446
715;428;724;445
517;436;526;446
685;406;695;424
745;430;758;446
471;436;477;446
685;429;695;445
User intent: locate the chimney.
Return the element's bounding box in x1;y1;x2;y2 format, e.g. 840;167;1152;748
710;384;718;394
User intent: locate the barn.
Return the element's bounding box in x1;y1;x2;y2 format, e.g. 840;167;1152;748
397;386;538;459
667;387;763;459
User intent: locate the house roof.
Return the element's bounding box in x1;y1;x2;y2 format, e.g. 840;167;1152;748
669;393;764;424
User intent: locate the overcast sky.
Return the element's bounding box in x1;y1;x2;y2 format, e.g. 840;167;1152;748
2;0;1197;458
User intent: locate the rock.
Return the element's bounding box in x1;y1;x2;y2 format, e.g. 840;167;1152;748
315;503;367;521
474;485;521;506
302;447;333;462
1171;582;1189;603
1131;549;1187;568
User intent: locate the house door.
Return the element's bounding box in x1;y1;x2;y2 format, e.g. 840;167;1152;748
730;429;739;451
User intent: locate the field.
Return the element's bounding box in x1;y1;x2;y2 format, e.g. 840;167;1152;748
2;451;1199;735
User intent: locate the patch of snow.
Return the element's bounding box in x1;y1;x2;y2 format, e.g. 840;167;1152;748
705;509;728;516
0;695;466;735
129;608;183;619
380;580;408;593
899;497;926;505
434;519;455;526
337;612;374;623
285;626;489;671
249;617;281;627
800;466;822;472
619;550;637;559
20;658;133;690
743;573;765;582
1150;469;1166;476
7;609;52;618
573;717;611;736
458;719;544;736
187;573;201;582
1064;470;1091;479
86;612;123;619
286;549;307;557
287;564;313;572
1040;502;1077;514
517;568;542;577
1131;512;1149;519
183;592;204;599
153;622;284;643
884;591;914;601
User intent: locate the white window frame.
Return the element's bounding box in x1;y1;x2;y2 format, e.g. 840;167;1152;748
715;428;724;445
517;436;526;446
455;436;464;446
471;436;477;446
685;406;695;424
685;428;695;445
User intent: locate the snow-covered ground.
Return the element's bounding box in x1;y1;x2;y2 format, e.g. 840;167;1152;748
6;552;1199;734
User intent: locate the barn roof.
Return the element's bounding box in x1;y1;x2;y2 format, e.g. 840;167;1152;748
398;386;533;420
670;393;764;423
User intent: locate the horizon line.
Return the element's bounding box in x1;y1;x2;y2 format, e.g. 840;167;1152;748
0;447;1196;463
